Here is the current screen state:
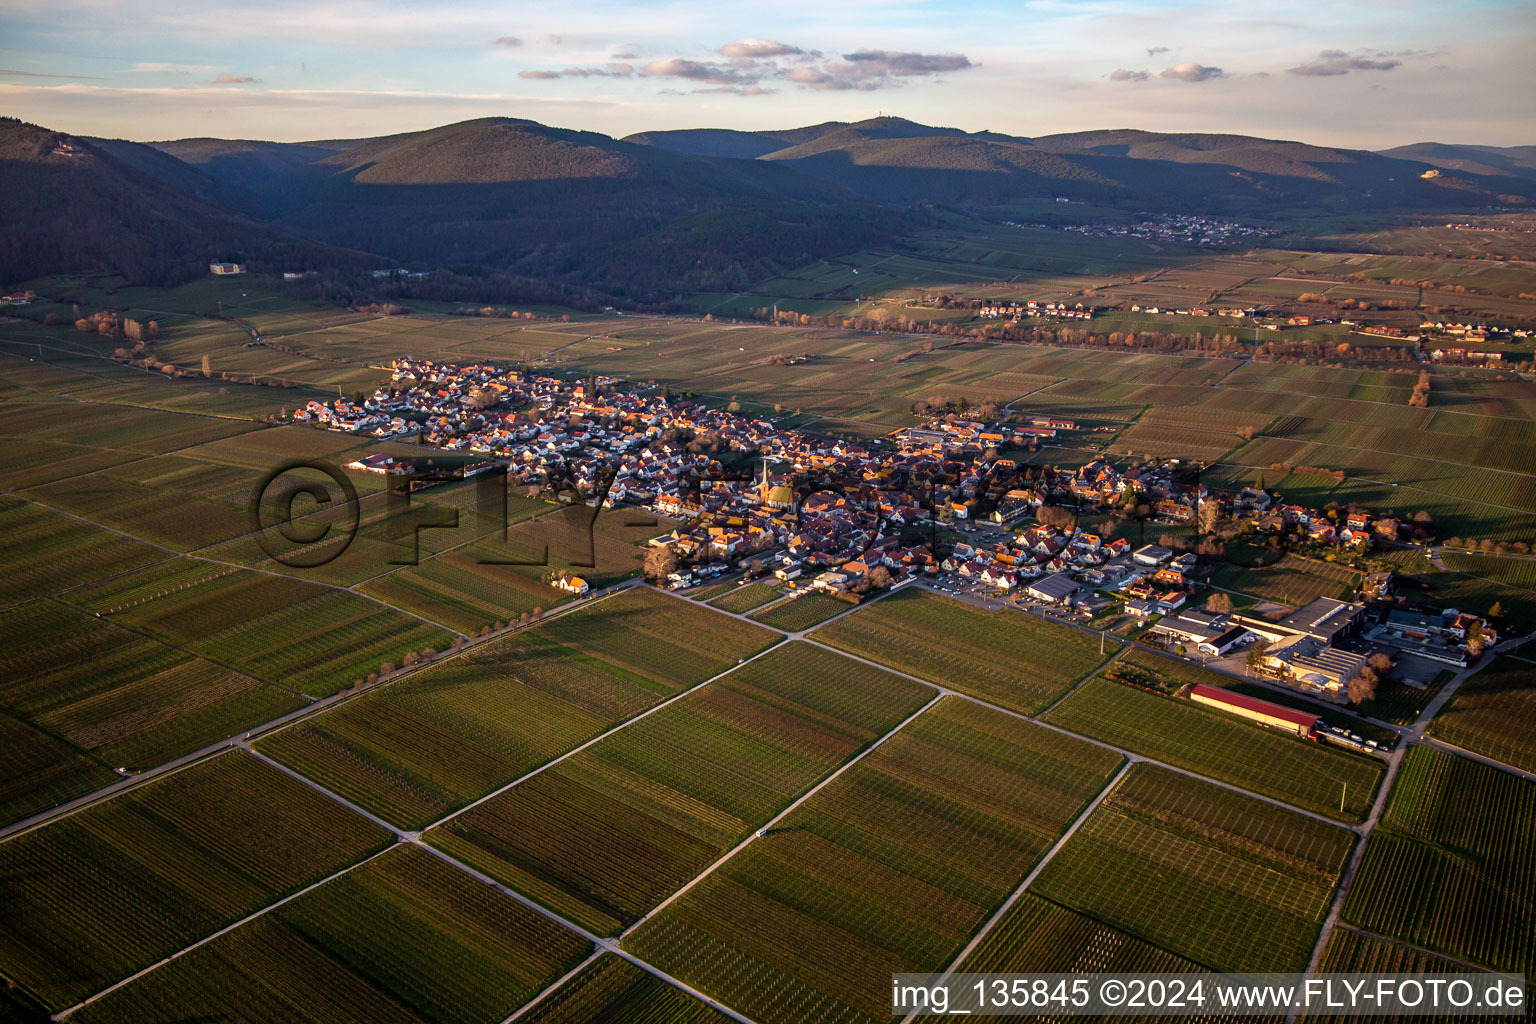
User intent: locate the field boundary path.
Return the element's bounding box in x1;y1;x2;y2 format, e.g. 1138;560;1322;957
798;636;1365;832
51;742;764;1024
898;759;1137;1024
0;576;645;844
15;559;1534;1024
1290;736;1403;1018
617;691;945;942
421;632;795;831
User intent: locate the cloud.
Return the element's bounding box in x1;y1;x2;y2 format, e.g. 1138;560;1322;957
785;67;866;91
1160;61;1223;82
1287;50;1402;76
695;84;776;95
212;73;259;84
841;50;972;76
520;63;636;80
131;61;215;74
492;36;522;47
718;38;802;58
771;49;976;90
1109;68;1151;82
566;64;634;78
1146;46;1171;56
611;51;638;60
642;57;757;86
513;39;973;98
0;68;102;80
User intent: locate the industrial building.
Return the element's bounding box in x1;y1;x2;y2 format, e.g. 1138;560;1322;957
1233;597;1365;645
1198;626;1251;656
1261;634;1368;693
1150;609;1227;646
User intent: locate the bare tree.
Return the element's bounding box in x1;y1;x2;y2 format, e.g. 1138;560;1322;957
644;545;679;583
1347;667;1379;705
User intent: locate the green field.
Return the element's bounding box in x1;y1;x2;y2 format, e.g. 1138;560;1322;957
813;589;1114;714
0;711;118;829
0;497;167;610
1102;647;1219;694
1033;765;1355;973
259;589;778;828
1206;554;1361;607
64;558;456;698
1044;675;1382;821
959;891;1208;975
1427;656;1536;774
626;697;1124;1024
70;845;590;1024
0;752;392;1012
354;547;571;634
705;582;783;614
1356;671;1452;726
1405;553;1536;631
1301;927;1510;1024
429;642;932;934
515;956;734;1024
1342;745;1536;975
748;592;853;631
0;601;304;773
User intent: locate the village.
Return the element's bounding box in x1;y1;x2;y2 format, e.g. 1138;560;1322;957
296;356;1501;721
1007;213;1281;247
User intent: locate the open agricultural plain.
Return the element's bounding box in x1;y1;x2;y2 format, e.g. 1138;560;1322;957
430;641;934;935
1342;746;1536;976
2;266;1534;1024
626;697;1125;1024
1031;765;1357;973
813;587;1114;714
1043;674;1384;822
1427;655;1536;774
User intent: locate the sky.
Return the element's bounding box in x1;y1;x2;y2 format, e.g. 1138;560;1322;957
1;0;1532;148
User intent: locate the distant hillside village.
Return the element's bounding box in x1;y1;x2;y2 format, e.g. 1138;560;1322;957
1007;214;1281;248
295;356;1501;712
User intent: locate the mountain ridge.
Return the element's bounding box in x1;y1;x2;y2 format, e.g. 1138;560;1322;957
5;113;1531;301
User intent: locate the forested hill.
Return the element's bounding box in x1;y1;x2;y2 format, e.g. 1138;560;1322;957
0;118;348;286
628;117;1536;212
4;112;1532;301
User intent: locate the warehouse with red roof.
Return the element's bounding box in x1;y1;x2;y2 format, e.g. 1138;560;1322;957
1189;684;1321;738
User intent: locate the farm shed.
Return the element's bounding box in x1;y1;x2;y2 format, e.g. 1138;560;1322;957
1189;684;1320;738
1026;573;1079;604
1133;544;1174;566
